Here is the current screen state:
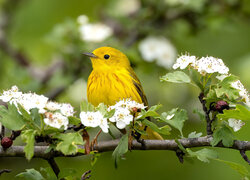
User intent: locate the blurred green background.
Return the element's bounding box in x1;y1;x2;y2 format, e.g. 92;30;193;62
0;0;250;179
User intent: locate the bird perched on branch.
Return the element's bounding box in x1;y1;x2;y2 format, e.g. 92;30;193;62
84;47;163;140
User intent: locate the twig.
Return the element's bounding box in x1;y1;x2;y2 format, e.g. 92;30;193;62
0;169;11;176
46;158;60;178
239;150;250;165
81;170;91;180
199;93;213;135
175;149;185;163
10;130;21;141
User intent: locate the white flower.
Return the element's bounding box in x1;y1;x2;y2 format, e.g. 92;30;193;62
45;101;61;111
77;15;89;25
173;54;196;70
228;118;245;132
109;107;133;129
114;0;140;16
44;112;69;130
99;118;109;133
195;56;229;75
110;98;146;111
139;36;177;69
79;23;113;42
231;80;250;104
80;111;109;133
18;93;48;114
59;103;74;117
216;74;229;81
0;85;22;103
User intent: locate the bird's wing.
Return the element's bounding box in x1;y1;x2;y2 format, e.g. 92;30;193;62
127;67;148;106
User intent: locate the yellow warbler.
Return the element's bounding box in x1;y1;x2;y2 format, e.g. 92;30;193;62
84;47;163;140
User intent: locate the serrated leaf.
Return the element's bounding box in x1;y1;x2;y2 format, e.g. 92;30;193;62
21;129;37;160
187;148;218;163
16;169;45;180
211;125;235;147
54;132;84;155
96;103;107;115
218;104;250;121
142;120;171;135
160;71;191;84
188;131;202;138
160;108;188;137
215;75;240;101
137;104;162;119
112;134;128;168
68;116;81;125
215;159;249;178
0;104;26;130
17;103;31;121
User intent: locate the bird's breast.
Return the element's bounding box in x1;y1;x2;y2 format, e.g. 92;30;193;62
87;69;142;106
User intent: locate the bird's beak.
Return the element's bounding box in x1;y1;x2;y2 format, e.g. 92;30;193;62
82;52;97;58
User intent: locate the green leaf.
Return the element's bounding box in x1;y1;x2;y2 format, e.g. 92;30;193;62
58;168;78;179
160;71;191;84
96;103;107;115
189;69;203;90
215;159;249;178
0;103;26;130
17;104;31;121
16;169;45;180
30;108;41;128
112;134;128;168
188;131;202;138
193;108;206;121
187;148;218;163
160;108;188;137
215;75;240;101
68;116;81;125
211;125;235;147
218;104;250;121
80;100;94;112
137;104;162;119
40;167;57;180
142;120;171;135
104;109;115;119
21;129;37;160
54;132;84;155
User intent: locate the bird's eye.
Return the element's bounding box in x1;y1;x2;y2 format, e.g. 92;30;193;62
104;54;110;60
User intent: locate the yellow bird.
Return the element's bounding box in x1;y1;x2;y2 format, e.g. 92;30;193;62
84;47;163;140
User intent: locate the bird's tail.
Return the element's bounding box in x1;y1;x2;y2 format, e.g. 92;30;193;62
141;126;164;140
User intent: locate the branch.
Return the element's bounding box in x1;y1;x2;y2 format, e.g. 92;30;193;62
0;169;11;176
46;158;60;178
0;137;250;158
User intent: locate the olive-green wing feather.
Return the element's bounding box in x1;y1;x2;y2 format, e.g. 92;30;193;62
127;67;148;106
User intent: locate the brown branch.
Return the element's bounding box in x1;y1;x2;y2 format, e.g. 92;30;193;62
239;150;250;165
46;158;60;178
0;137;250;158
199;93;213;135
0;169;11;176
81;170;91;180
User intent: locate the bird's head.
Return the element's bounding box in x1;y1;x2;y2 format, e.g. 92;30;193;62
83;47;130;70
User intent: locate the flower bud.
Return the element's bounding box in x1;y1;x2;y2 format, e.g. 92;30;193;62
215;100;229;113
1;137;13;149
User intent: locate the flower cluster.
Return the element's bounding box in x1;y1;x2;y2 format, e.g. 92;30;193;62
139;36;177;69
173;54;229;75
0;86;74;130
79;99;146;133
77;15;113;43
